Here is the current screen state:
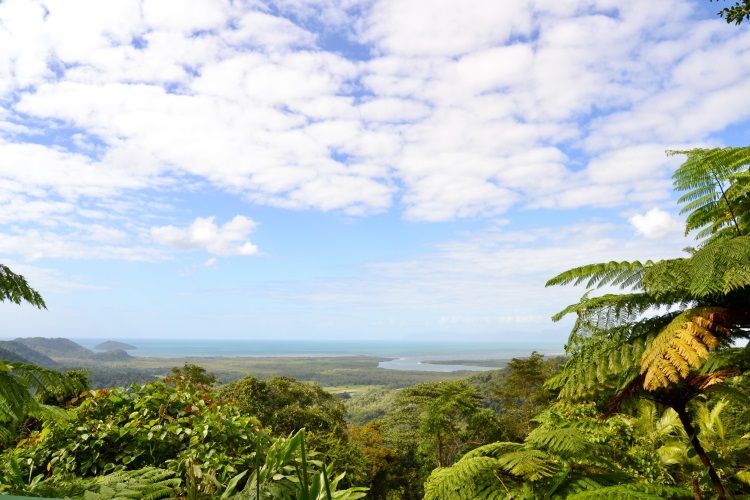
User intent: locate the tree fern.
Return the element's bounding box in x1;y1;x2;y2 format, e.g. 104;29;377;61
566;483;692;499
424;404;650;500
0;361;73;442
0;265;66;443
460;442;523;460
546;260;652;290
81;467;181;500
640;308;732;390
424;457;509;500
0;264;46;308
669;147;750;241
545;147;750;499
31;467;182;499
642;236;750;298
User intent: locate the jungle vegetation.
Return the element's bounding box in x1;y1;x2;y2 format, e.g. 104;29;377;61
2;148;750;499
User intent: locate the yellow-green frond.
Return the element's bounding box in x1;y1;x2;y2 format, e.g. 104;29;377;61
640;308;731;391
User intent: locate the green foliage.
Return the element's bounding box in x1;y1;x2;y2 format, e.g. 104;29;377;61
6;381;268;496
544;146;750;498
36;368;90;407
219;376;367;488
345;422;399;498
0;459;181;499
220;376;347;438
0;264;46;309
373;380;504;498
164;363;218;388
224;428;368;500
70;467;181;499
546;260;651;290
492;352;559;441
424;456;506;499
0;361;74;445
566;484;692;499
669;147;750;240
713;1;750;25
423;402;677;499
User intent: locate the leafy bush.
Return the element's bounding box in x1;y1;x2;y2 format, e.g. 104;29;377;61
220;376;347;437
7;381;268;496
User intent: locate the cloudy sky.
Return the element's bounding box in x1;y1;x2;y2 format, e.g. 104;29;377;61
1;0;748;342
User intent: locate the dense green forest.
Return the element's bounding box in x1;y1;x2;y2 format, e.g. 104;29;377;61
2;147;750;498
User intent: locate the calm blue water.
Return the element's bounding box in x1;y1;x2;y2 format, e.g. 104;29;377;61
70;338;564;372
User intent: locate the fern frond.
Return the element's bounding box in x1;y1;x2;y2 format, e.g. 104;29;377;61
424;457;508;500
670;147;750;241
524;427;590;458
546;261;651;290
551;292;685;325
81;467;181;500
495;449;557;481
460;441;523;460
567;482;693;499
0;264;46;308
0;361;71;425
548;315;674;399
643;236;750;298
640;307;732;391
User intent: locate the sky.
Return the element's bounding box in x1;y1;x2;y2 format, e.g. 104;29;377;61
0;0;749;342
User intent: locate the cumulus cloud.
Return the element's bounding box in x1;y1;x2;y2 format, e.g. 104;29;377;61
0;0;749;260
151;216;259;256
630;208;683;239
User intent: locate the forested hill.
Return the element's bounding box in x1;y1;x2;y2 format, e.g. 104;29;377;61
0;340;58;367
13;337;94;359
94;340;137;351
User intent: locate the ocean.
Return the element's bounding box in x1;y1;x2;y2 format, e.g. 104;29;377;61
72;338;565;373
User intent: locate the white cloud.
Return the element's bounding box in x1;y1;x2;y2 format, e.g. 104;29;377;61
0;261;100;293
360;0;533;57
0;0;748;263
265;220;691;335
151;215;259;256
630;208;683;239
0;229;161;261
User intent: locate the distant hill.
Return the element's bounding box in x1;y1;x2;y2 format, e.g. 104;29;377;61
94;340;137;351
0;340;58;367
0;345;31;364
92;349;133;361
14;337;93;360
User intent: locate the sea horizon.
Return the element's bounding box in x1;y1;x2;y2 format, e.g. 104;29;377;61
54;337;567;360
1;336;567;373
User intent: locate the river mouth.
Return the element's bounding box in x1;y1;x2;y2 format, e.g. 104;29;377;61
378;357;500;372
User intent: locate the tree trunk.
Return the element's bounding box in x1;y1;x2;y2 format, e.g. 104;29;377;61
673;403;726;500
691;477;702;500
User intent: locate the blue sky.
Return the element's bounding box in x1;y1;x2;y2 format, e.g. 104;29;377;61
0;0;749;342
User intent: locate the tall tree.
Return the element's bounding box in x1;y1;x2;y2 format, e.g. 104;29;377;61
545;147;750;498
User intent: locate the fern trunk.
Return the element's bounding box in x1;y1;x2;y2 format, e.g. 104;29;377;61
672;403;726;500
